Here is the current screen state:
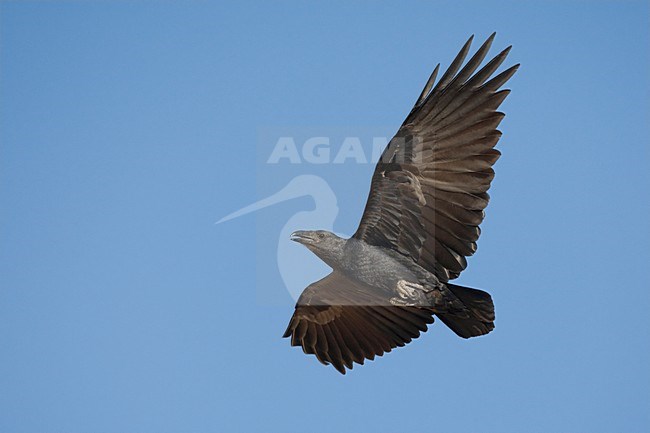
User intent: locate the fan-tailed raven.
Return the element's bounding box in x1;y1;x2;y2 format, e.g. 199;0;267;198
283;33;518;374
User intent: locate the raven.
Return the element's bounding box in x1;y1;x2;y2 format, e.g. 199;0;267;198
283;33;518;374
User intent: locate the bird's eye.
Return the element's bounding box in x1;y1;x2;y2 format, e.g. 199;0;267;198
318;233;325;239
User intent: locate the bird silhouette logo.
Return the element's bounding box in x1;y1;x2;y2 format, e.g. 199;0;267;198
217;174;344;301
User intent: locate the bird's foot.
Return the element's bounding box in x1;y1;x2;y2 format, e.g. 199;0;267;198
396;280;424;299
389;297;416;306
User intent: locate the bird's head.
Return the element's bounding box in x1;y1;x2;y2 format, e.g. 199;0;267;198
290;230;345;266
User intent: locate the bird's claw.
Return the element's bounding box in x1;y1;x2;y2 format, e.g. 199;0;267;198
396;280;423;299
390;297;415;306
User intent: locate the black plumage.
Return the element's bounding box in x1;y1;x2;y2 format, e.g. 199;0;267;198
283;34;518;374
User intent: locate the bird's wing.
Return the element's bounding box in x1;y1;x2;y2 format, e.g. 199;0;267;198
283;272;435;374
353;33;518;281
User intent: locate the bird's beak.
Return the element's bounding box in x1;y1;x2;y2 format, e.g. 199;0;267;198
290;231;314;245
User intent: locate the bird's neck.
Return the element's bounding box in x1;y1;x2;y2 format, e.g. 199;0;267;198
313;241;346;270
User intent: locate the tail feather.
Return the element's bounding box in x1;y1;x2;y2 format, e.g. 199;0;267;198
437;283;495;338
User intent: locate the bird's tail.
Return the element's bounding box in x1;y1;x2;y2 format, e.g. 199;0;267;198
437;283;495;338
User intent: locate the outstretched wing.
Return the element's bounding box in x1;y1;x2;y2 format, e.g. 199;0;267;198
353;33;519;281
283;272;435;374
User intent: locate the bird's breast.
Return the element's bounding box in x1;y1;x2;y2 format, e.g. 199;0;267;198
339;242;421;294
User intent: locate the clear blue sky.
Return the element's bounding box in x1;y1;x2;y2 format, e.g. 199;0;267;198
1;2;649;432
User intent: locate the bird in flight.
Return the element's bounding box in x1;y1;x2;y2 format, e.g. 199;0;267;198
283;33;518;374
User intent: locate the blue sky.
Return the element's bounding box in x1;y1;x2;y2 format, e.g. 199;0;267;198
1;1;649;432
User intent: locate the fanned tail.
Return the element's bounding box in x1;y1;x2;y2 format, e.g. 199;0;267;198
437;283;495;338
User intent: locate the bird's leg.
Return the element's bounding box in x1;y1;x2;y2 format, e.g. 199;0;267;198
390;280;429;306
396;280;424;299
389;297;415;306
390;279;456;309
